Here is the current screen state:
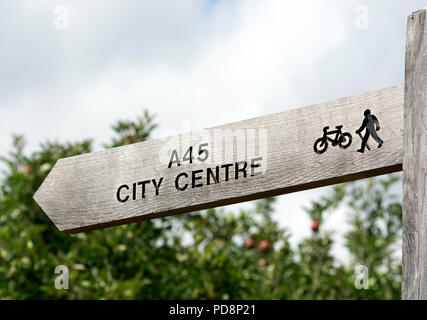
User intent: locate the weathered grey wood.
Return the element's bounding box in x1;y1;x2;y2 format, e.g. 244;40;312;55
403;9;427;300
34;85;404;233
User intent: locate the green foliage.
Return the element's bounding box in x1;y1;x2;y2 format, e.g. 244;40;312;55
108;110;157;147
0;110;402;299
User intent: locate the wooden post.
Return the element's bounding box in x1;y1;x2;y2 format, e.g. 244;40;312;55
403;8;427;300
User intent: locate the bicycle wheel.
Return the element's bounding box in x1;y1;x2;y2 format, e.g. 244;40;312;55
314;137;328;154
339;132;352;149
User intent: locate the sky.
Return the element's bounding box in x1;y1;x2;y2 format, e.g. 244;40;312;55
0;0;425;260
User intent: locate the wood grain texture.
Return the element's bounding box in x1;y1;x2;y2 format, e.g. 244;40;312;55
402;9;427;300
34;85;404;233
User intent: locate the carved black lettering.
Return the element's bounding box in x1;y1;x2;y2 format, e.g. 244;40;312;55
221;163;233;182
175;172;188;191
192;169;203;188
137;180;150;198
251;157;263;176
168;149;181;168
117;184;129;203
152;177;163;196
207;166;219;185
235;161;247;179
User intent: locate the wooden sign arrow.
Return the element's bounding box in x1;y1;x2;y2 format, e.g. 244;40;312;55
34;85;403;233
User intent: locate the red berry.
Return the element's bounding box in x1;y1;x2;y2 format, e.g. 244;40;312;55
311;221;319;232
245;237;255;249
20;166;32;173
259;240;270;252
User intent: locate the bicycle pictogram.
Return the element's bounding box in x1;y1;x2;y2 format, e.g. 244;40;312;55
313;125;352;154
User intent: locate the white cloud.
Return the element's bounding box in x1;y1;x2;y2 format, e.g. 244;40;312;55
43;0;347;143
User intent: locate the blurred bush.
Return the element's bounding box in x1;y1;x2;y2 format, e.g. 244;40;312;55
0;110;401;299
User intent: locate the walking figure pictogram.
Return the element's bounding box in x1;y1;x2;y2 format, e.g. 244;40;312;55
355;109;383;153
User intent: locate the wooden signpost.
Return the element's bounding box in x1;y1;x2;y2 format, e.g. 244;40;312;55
402;9;427;300
34;86;404;234
34;9;426;299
